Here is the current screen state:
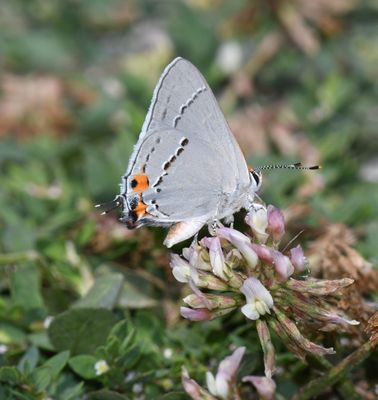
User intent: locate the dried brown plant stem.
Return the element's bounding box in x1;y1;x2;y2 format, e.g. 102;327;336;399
293;338;377;400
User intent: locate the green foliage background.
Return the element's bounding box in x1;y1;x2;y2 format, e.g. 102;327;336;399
0;1;377;399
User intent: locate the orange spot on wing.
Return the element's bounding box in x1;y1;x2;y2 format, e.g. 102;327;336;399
134;199;147;218
131;175;149;192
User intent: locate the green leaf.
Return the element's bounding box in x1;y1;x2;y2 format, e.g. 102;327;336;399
160;393;188;400
108;320;135;352
315;71;356;119
103;319;137;361
43;350;70;379
88;389;129;400
28;331;54;351
108;319;130;340
18;346;39;374
73;273;124;310
48;308;118;355
104;336;120;358
60;382;84;400
0;322;26;345
76;219;97;246
0;366;22;384
10;264;45;310
31;365;52;392
68;355;98;379
117;271;157;309
118;343;141;370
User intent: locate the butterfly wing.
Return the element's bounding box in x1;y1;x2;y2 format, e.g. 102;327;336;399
123;58;249;186
120;58;252;229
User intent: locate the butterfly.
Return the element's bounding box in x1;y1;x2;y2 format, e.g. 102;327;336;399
98;58;318;247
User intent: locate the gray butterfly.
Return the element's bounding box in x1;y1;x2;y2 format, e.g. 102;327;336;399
112;57;262;247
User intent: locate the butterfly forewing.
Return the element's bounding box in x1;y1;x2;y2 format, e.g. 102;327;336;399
125;58;249;181
121;58;251;228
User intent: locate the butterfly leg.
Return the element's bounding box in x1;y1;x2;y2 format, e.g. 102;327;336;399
163;218;206;248
223;214;234;227
208;219;224;236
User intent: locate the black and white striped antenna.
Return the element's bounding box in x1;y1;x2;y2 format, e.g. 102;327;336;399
255;162;320;172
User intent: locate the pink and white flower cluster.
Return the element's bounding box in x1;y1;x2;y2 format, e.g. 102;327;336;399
182;347;276;400
171;203;359;389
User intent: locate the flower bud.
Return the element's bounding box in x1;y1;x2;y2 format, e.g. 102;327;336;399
271;251;294;281
290;245;308;272
183;242;212;271
225;249;243;268
197;272;230;291
286;277;354;296
180;307;235;321
256;320;275;378
226;271;245;289
251;244;274;264
322;312;359;326
267;205;285;243
183;293;238;309
180;307;213;321
272;307;335;359
242;376;276;400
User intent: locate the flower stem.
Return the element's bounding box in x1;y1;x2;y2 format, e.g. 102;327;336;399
306;355;361;400
0;251;39;265
293;338;377;400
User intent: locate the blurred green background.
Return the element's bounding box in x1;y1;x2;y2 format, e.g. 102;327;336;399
0;1;377;399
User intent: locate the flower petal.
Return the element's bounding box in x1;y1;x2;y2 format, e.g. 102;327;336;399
215;374;229;400
272;251;294;281
241;304;260;320
170;254;191;283
243;375;276;400
217;347;246;383
182;367;205;400
188;280;213;310
180;307;212;321
217;228;258;268
251;244;274;264
239;243;259;268
94;360;109;376
241;277;274;308
245;206;269;243
217;227;250;245
255;299;271;316
183;242;211;271
206;372;217;397
323;312;360;326
208;237;228;280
